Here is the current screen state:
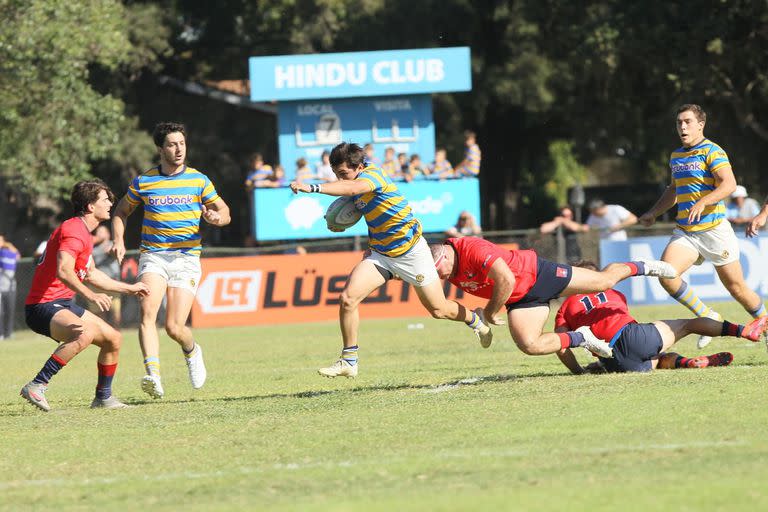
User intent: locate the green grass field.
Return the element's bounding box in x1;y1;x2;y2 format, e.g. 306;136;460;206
2;301;767;511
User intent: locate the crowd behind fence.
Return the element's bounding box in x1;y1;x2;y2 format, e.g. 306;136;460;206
1;224;681;334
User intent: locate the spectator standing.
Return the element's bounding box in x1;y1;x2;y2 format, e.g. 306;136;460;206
431;148;454;179
88;225;123;327
455;130;482;177
540;206;588;262
586;199;637;241
316;151;337;182
726;185;760;227
445;211;482;238
0;234;20;339
244;153;273;190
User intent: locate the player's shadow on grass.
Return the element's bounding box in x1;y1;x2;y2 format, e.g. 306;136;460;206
215;373;543;403
118;371;585;406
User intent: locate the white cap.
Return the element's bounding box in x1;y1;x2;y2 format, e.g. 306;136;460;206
732;185;748;198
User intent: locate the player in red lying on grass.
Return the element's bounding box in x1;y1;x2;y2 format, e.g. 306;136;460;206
430;236;679;359
554;261;768;374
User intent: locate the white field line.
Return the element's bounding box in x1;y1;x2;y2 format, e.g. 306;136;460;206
0;440;745;491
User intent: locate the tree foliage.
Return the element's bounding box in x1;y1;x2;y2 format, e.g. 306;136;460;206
0;0;169;206
3;0;768;232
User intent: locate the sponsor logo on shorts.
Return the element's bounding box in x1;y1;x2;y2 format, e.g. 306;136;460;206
190;278;196;288
556;266;568;278
415;274;424;283
722;250;729;259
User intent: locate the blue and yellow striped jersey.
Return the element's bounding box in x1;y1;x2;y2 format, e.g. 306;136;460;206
460;143;481;176
353;166;421;257
381;159;399;178
670;139;730;232
245;165;273;187
125;166;220;256
432;159;454;176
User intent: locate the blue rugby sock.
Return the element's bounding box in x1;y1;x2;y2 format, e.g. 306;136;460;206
33;354;67;384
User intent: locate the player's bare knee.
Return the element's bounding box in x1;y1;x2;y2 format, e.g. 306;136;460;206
514;338;539;355
164;320;185;341
68;328;94;348
339;291;362;312
426;305;449;320
659;277;677;293
107;330;122;351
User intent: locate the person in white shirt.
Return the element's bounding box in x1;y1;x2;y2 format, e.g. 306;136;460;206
726;185;760;227
586;199;637;241
315;150;337;182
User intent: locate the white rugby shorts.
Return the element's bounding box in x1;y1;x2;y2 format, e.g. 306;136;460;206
668;218;740;267
367;236;439;287
138;251;202;293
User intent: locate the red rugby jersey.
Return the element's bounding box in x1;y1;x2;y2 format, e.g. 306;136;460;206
446;236;538;304
26;217;93;305
555;289;636;342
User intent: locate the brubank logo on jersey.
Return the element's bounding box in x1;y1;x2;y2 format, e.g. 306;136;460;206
148;195;196;206
284;197;325;229
671;162;701;173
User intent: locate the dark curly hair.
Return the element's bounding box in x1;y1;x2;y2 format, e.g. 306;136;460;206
152;121;186;147
71;179;115;216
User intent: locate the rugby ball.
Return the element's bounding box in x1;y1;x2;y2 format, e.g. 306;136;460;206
325;197;363;230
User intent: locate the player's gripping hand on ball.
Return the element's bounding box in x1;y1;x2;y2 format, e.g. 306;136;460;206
325;220;345;233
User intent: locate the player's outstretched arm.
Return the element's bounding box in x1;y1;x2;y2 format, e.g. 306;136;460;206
201;198;231;226
84;267;149;297
110;195;138;264
56;252;112;312
639;180;677;226
290;179;370;197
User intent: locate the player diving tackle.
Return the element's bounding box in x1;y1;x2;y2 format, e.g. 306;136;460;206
430;236;679;358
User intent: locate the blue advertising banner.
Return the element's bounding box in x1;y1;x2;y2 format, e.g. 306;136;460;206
277;95;434;181
600;235;768;305
252;178;480;241
249;47;471;101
